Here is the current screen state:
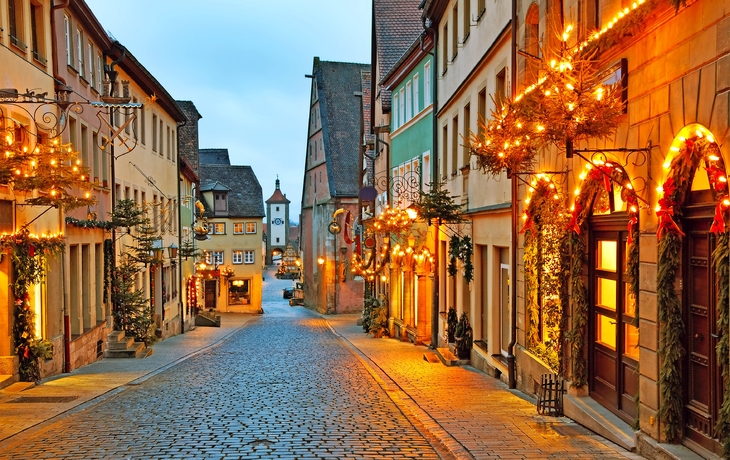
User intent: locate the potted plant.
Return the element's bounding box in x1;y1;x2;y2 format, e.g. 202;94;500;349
447;306;458;343
454;312;473;360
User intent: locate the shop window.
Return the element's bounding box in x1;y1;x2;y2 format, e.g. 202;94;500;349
229;279;250;305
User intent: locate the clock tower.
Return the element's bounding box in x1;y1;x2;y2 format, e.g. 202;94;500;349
265;177;291;265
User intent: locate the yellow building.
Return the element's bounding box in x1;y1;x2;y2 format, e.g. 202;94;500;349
198;149;264;314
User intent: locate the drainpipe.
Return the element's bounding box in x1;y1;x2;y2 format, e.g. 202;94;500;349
422;14;439;348
51;0;71;371
507;0;518;389
176;118;187;334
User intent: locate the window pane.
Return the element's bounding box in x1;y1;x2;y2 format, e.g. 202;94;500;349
624;283;636;315
597;277;617;311
596;240;617;271
624;323;639;360
596;314;616;350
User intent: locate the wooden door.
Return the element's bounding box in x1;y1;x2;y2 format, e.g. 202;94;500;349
204;280;216;311
589;224;639;424
682;196;722;455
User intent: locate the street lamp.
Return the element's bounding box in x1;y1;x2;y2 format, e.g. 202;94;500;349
168;243;178;259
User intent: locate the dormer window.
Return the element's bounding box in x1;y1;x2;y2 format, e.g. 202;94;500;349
214;192;228;214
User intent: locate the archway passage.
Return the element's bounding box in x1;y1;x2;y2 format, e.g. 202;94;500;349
657;124;730;454
270;248;283;265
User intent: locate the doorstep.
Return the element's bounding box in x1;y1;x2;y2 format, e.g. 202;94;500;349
563;393;636;451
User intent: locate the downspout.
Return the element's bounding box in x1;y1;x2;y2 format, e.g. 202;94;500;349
507;0;518;389
422;14;439;348
52;0;72;372
105;42;126;330
176;118;187;334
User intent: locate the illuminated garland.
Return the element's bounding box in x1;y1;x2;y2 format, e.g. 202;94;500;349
522;175;568;372
369;205;414;235
566;162;639;388
656;130;730;443
469;29;625;176
1;127;95;210
65;217;114;230
0;229;65;381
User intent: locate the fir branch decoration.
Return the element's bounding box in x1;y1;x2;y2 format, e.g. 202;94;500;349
521;176;568;372
0;229;65;381
412;183;464;224
65;216;114;230
0;126;95;211
461;236;474;283
448;235;460;277
657;231;684;442
567;231;588;387
713;232;730;456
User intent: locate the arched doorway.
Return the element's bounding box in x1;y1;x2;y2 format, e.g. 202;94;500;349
271;248;283;266
568;160;640;424
657;123;729;454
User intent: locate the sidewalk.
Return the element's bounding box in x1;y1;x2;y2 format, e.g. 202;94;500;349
0;313;256;443
326;314;645;460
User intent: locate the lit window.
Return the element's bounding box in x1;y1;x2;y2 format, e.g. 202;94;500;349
246;222;256;234
228;279;250;305
232;250;243;264
244;250;255;264
214;223;225;234
233;223;244;234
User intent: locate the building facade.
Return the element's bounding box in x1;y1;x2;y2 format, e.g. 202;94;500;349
198;149;265;314
300;58;367;315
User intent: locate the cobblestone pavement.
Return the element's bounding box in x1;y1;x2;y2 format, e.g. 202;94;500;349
0;269;644;459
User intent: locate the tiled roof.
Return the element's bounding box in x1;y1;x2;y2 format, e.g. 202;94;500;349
374;0;424;112
199;148;231;165
266;188;290;204
176;100;202;175
199;164;265;218
315;59;371;197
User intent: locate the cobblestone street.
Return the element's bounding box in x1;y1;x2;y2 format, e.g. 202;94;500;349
0;270;644;459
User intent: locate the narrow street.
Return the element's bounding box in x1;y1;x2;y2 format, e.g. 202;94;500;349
0;269;643;459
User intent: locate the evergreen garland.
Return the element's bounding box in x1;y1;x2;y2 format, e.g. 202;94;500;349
446;235;474;283
568;231;589;387
65;217;114;230
656;231;684;442
103;238;113;304
521;177;568;372
448;235;460;277
0;229;65;381
713;232;730;456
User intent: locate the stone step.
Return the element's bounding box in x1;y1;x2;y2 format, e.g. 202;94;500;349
3;381;34;392
107;330;126;342
195;313;221;327
104;341;146;359
107;336;135;350
0;375;17;391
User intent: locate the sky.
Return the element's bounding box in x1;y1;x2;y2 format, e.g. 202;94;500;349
84;0;372;222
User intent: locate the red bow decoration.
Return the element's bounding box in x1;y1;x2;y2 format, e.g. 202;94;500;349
567;203;582;235
520;211;536;235
343;211;354;244
627;215;638;245
657;206;684;238
710;201;728;234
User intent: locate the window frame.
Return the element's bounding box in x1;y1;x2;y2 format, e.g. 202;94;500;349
233;223;244;234
213;222;226;235
243;250;255;264
232;250;243;264
245;222;257;234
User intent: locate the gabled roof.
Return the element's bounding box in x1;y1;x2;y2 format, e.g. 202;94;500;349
373;0;424;112
314;59;371;198
199;148;231;165
199;165;265;218
200;181;231;192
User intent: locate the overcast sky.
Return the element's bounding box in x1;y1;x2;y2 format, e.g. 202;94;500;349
85;0;372;222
